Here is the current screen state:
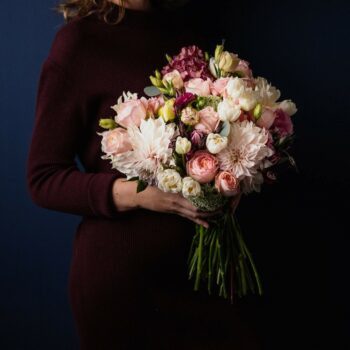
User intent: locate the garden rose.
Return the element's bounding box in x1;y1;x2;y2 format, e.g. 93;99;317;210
101;128;132;156
112;99;147;128
215;171;239;197
195;106;220;134
187;151;219;184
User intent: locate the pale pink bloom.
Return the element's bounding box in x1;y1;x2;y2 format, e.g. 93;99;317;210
184;78;211;97
195;106;220;134
141;96;164;117
187;151;219;184
101;128;132;156
113;99;147;128
235;60;253;79
162;69;184;89
215;171;239;197
256;107;276;129
210;78;230;96
217;120;274;179
110;118;176;183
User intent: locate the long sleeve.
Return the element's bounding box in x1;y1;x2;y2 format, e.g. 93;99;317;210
26;57;120;219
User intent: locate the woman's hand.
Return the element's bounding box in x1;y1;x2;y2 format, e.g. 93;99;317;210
112;178;219;228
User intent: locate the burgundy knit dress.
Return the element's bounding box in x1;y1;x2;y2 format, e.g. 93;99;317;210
27;8;261;350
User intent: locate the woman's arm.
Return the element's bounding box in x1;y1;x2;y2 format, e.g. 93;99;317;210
27;58;119;219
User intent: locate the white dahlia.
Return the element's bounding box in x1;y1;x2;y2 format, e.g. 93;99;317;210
111;118;177;183
217;120;274;179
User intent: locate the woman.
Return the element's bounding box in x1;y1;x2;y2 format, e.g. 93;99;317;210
27;0;261;348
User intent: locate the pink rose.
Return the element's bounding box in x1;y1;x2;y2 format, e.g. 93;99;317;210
210;78;230;96
184;78;211;97
187;151;219;184
195;106;220;134
256;107;276;129
114;99;147;128
101;128;132;156
215;171;239;197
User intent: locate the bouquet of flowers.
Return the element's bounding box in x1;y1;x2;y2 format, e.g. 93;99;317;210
98;43;297;302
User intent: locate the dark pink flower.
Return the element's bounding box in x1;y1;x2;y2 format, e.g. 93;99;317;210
190;129;206;148
162;46;213;82
175;92;196;110
273;109;294;136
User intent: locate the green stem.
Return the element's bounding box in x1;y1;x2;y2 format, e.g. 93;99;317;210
194;225;205;291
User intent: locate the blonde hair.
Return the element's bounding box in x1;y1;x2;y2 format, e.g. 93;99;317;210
57;0;125;25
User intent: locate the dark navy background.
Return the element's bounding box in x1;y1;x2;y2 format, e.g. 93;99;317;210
0;0;348;349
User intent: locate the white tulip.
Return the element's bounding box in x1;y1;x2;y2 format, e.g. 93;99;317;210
217;98;241;122
182;177;202;198
175;137;191;154
157;169;182;193
206;133;228;154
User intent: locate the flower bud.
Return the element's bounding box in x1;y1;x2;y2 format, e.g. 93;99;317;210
99;118;117;130
215;44;224;61
218;52;240;74
253;103;262;120
150;76;163;88
175;137;191;155
158;98;176;122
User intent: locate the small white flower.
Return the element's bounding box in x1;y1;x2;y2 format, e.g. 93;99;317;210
175;137;191;155
206;133;228;154
162;69;184;89
217;98;241;122
157;169;183;193
277;100;297;116
182;177;202;198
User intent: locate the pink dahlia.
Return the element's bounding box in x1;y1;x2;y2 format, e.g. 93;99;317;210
162;46;213;82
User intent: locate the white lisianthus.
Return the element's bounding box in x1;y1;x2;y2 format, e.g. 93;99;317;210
206;133;228;154
209;57;219;78
175;137;191;154
217;51;240;74
217;98;241;122
255;77;281;106
157;169;183;193
116;91;138;105
182;177;202;198
162;69;184;89
277;100;298;116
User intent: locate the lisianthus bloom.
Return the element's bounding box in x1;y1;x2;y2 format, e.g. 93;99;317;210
174;92;196;110
162;45;213;81
195;106;220;134
162;69;184;89
184;78;211;97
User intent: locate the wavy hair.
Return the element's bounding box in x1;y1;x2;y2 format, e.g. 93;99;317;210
57;0;126;25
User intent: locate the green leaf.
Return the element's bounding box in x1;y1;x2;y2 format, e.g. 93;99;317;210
136;180;148;193
144;86;161;97
127;177;139;182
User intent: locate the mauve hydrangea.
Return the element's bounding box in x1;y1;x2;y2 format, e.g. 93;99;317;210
162;46;213;82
